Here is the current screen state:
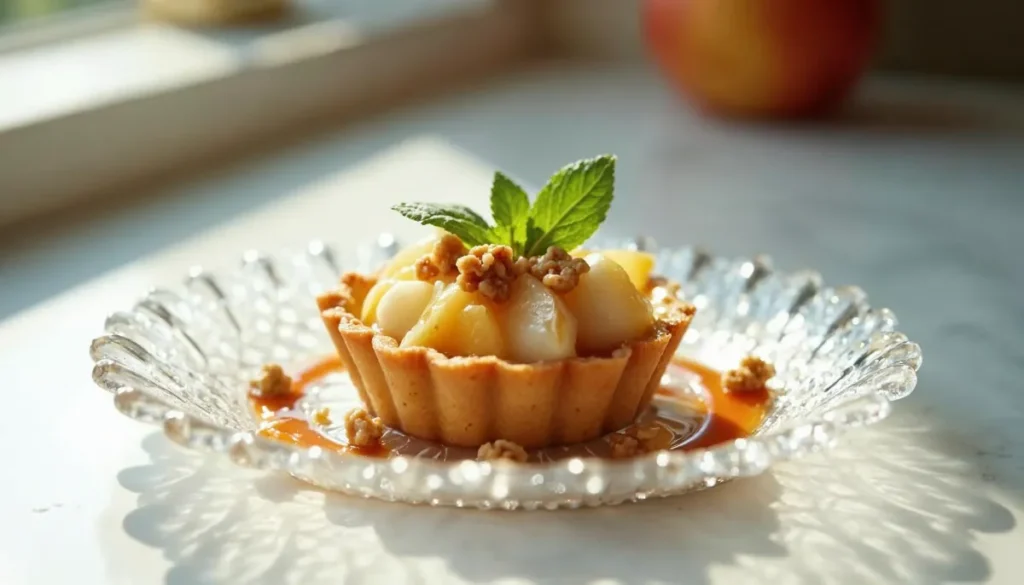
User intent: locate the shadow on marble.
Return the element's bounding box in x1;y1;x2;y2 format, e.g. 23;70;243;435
763;414;1016;583
109;418;1014;585
335;479;784;585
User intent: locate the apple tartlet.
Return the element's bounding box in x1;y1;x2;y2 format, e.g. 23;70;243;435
316;155;695;449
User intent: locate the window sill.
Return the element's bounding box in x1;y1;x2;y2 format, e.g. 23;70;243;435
0;0;537;227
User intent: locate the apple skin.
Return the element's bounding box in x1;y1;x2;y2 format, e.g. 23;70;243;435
643;0;880;119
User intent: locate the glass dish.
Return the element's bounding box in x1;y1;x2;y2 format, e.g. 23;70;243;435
89;236;921;509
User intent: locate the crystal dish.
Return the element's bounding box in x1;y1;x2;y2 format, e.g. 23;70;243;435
89;236;922;509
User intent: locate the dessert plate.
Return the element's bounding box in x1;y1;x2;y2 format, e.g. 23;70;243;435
89;236;921;509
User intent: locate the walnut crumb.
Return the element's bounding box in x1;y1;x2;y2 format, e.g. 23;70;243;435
250;363;292;396
607;423;666;459
415;234;467;281
343;407;384;447
723;356;776;393
456;244;520;302
477;439;528;463
608;434;643;458
311;407;332;426
519;246;590;294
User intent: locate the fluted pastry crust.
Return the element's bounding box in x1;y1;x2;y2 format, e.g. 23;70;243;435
317;275;693;449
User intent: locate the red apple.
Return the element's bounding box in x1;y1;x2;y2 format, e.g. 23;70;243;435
643;0;880;118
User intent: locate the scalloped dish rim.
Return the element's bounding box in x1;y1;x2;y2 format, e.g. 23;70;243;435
87;238;923;509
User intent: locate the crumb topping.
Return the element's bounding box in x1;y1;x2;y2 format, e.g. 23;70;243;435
311;407;332;426
250;363;292;396
607;423;667;459
608;433;643;458
654;298;696;322
455;244;521;302
414;240;591;301
415;234;467;281
646;275;694;321
343;407;384;447
723;356;776;393
518;246;590;294
477;439;528;462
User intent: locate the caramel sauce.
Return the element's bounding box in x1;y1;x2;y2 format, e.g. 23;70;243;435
249;357;342;420
258;418;346;450
293;354;345;388
248;356;344;449
248;355;770;459
668;358;769;450
251;392;302;421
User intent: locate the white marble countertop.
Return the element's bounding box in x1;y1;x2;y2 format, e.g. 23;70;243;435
2;63;1023;584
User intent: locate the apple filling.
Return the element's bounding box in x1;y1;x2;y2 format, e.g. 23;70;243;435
360;235;661;363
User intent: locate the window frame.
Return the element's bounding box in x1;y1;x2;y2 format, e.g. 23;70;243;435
0;1;134;54
0;0;539;228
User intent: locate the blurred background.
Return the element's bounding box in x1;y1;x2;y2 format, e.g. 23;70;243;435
0;0;1021;320
4;0;1024;76
3;6;1022;585
1;0;117;24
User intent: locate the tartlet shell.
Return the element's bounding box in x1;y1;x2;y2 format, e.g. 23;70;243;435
317;276;692;449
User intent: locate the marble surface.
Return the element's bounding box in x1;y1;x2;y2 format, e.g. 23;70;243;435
1;63;1023;584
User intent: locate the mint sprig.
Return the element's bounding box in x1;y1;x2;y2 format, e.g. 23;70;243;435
488;171;530;255
390;203;494;247
392;155;616;256
523;156;615;256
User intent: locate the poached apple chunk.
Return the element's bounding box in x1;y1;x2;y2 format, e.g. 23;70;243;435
317;156;694;449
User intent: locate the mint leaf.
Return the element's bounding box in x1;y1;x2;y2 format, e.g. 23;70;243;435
488;171;530;255
392;155;617;256
523;155;615;256
392;203;493;246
